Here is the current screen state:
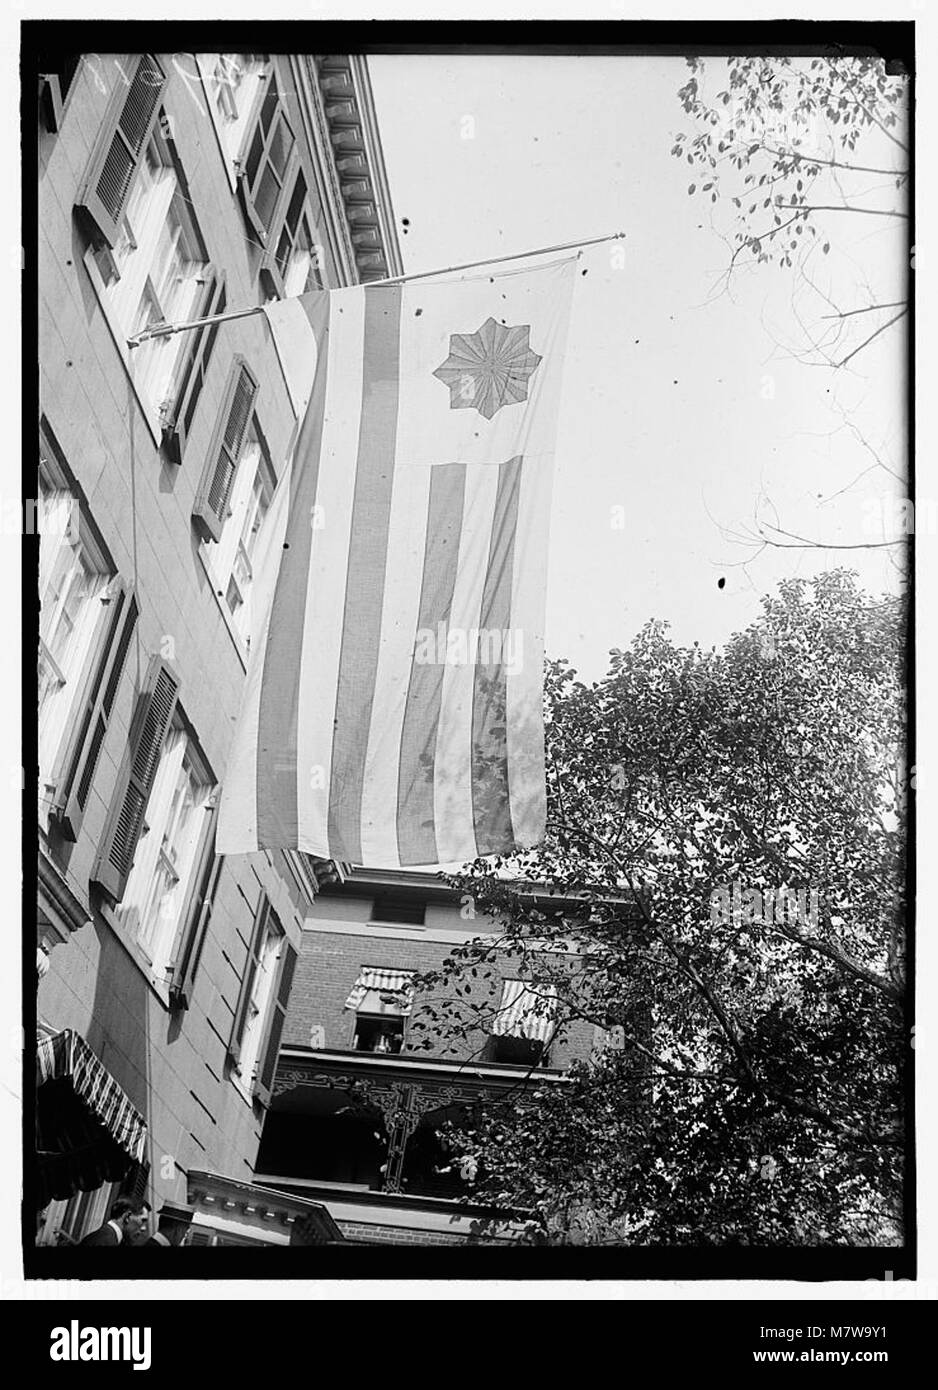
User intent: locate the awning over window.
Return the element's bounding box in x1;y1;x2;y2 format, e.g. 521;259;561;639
36;1029;148;1207
345;968;415;1016
490;980;558;1043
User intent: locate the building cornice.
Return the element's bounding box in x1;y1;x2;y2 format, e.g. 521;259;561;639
38;845;92;949
253;1174;508;1225
305;54;403;286
283;851;347;907
186;1170;345;1244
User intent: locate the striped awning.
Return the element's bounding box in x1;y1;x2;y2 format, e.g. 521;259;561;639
36;1029;147;1205
490;979;557;1043
345;968;415;1015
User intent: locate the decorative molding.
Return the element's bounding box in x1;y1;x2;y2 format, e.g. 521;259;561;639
186;1169;344;1243
304;54;403;286
271;1063;501;1197
303;914;498;947
38;846;92;951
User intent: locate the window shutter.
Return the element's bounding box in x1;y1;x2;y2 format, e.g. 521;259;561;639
192;358;258;543
76;55;166;249
117;1158;151;1204
90;656;180;902
162;270;227;464
168;808;221;1011
228;895;268;1068
53;579;138;842
254;940;297;1107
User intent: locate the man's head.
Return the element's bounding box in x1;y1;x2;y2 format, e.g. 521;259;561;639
155;1206;192;1246
110;1196;150;1242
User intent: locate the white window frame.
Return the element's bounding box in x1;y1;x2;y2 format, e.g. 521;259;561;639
37;476;111;820
83;131;208;444
260;168;323;304
282;218;317;299
117;716;214;987
196;53;269;190
36;1181;118;1247
237;916;283;1090
201;418;276;654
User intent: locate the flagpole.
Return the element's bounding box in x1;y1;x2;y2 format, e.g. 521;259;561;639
127;231;625;348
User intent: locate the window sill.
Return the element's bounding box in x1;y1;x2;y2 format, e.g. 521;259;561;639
229;1065;262;1112
366;920;426;933
81;246;164;452
98;900;177;1012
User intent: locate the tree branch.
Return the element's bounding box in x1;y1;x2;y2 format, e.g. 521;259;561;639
776;203;907;218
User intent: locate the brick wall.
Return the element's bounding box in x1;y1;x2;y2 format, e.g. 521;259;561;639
285;926;597;1069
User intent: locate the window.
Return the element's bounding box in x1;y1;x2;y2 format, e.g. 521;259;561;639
38;478;110;808
92;657;181;903
36;1181;117;1246
98;132;210;429
39;425;140;842
236;73;297;246
76;54;167;249
229;899;298;1106
116;716;214;982
238;913;283;1085
488;1034;548;1067
205;54;267;169
345;968;415;1054
192;358;259;544
485;979;557;1068
162;271;226;463
202;418;276;648
76;55;220;456
353;1014;404;1055
370;895;426;928
261;170;323;301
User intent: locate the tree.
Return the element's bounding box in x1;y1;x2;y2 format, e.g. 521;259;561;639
672;54;908;369
416;571;907;1245
670;55;911;568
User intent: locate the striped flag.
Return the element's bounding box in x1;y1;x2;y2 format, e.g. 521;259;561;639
217;256;576;867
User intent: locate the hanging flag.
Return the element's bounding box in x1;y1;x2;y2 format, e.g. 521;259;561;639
217;255;576;868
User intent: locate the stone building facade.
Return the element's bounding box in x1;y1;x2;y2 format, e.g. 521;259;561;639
34;50;401;1247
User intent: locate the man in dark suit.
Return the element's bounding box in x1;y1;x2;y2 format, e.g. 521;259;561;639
144;1204;192;1247
79;1196;151;1246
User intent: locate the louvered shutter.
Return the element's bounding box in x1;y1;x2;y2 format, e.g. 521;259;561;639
76;55;167;248
53;579;138;842
254;940;298;1106
162;270;227;464
192;358;258;543
117;1158;151;1204
91;656;180;902
228;896;268;1068
168;808;221;1012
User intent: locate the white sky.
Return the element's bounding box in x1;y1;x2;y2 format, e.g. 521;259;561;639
370;54;908;681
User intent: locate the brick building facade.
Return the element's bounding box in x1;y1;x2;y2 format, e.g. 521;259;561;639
34;50;401;1249
255;868;603;1245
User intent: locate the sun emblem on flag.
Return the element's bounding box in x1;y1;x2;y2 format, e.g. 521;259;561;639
432;318;542;421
